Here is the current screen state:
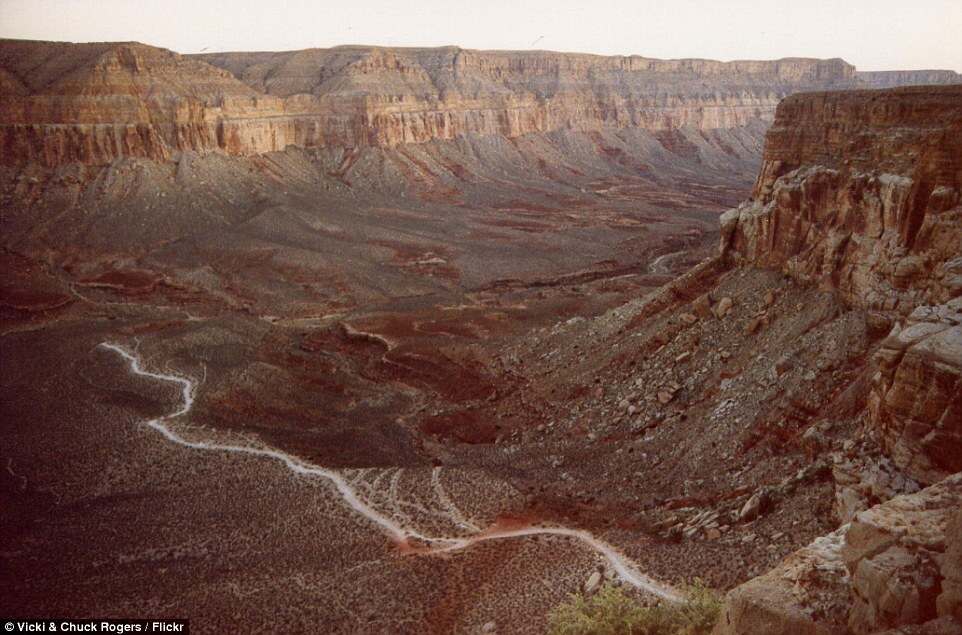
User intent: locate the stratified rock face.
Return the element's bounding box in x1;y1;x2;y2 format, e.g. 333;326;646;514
714;85;962;635
196;47;856;151
0;39;859;166
713;474;962;635
869;301;962;484
940;511;962;623
843;474;962;633
720;85;962;486
0;40;264;165
721;86;962;313
857;70;962;89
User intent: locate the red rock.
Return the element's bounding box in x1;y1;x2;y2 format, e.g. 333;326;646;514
692;294;713;318
0;40;861;167
715;297;734;318
868;305;962;485
720;86;962;311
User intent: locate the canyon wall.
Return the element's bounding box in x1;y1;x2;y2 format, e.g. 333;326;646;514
716;85;962;634
0;39;859;166
857;69;962;89
196;47;856;152
720;85;962;485
0;40;264;165
721;85;962;313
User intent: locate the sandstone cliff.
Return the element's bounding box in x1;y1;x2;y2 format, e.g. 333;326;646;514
194;47;856;152
715;475;962;634
857;69;962;89
0;40;264;165
715;85;962;634
1;39;858;166
720;85;962;485
721;86;962;312
7;39;958;170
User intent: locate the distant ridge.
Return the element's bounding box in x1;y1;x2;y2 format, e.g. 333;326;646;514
1;38;956;167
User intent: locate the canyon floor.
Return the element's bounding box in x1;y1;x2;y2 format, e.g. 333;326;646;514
2;41;960;633
1;140;759;633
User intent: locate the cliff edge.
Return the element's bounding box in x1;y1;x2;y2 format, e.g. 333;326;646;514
1;39;857;166
715;85;962;634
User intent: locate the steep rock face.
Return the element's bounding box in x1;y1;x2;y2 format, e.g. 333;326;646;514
197;47;857;152
842;474;962;632
720;86;962;486
1;39;858;166
857;70;962;89
869;301;962;484
940;511;962;623
0;40;264;165
715;85;962;635
7;40;958;169
714;474;962;634
721;86;962;313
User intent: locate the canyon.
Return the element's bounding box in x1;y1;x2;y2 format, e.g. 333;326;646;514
1;40;861;166
1;37;961;634
713;85;962;634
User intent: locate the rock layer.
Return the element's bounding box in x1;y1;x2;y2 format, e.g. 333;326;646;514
714;474;962;634
0;40;260;165
720;85;962;486
857;70;962;90
196;47;856;152
721;86;962;312
1;39;860;166
869;301;962;484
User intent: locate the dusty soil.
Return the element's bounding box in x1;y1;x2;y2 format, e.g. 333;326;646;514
0;142;818;633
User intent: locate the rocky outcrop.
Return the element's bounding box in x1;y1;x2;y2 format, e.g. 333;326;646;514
843;474;962;633
1;39;859;166
0;40;264;165
721;86;962;313
869;301;962;485
857;70;962;90
940;511;962;623
714;474;962;634
715;84;962;634
720;85;962;486
712;525;851;634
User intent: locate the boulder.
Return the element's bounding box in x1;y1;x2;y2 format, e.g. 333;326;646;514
739;489;770;522
712;528;850;634
584;570;602;594
693;294;714;318
715;475;962;635
848;545;941;633
715;297;734;319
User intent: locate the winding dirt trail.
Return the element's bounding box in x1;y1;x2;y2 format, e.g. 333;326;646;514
100;342;681;602
648;250;684;274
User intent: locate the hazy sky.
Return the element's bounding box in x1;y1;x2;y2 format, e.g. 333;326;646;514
1;0;959;71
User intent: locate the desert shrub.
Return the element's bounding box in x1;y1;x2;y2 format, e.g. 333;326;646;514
548;580;721;635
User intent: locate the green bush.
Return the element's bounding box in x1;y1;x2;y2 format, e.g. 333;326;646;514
548;579;721;635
